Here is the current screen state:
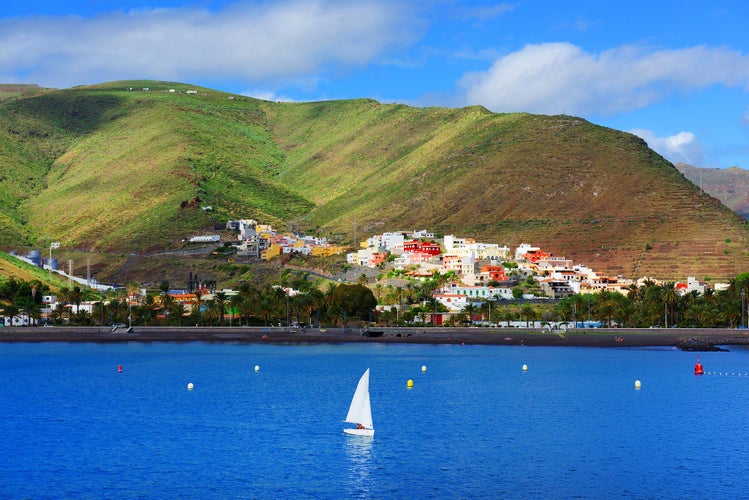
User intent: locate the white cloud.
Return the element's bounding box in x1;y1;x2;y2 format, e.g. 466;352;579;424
630;129;705;166
242;89;296;102
0;0;419;88
459;42;749;116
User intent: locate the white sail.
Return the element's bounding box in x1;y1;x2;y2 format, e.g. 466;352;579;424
344;368;374;436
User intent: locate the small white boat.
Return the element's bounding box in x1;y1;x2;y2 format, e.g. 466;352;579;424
343;368;374;437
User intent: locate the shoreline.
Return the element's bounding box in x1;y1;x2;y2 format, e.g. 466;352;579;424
2;326;749;349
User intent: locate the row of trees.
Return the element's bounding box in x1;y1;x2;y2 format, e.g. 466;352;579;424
0;277;51;325
461;275;749;329
4;271;749;329
1;272;378;328
552;276;749;328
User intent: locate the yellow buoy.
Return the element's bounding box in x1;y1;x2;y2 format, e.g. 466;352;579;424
522;364;528;372
634;380;641;389
187;382;194;390
421;365;427;372
254;365;260;372
407;379;414;388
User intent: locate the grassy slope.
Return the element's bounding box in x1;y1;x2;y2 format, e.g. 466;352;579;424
263;101;749;280
0;252;69;292
2;81;314;253
0;80;747;283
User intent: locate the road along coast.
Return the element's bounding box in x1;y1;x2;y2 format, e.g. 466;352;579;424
2;326;749;349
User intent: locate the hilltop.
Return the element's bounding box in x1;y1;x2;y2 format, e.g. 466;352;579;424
675;163;749;220
0;80;747;284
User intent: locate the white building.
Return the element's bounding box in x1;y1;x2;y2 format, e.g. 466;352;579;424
442;282;514;301
515;243;541;261
188;234;221;243
433;293;470;312
411;229;435;239
443;234;509;260
380;232;407;254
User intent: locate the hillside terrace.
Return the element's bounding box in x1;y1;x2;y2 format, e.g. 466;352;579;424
346;228;712;308
6;222;715;325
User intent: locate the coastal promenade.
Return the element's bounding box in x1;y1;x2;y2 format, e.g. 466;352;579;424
2;325;749;348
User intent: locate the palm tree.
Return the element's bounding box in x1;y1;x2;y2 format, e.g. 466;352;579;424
461;303;476;326
309;288;326;327
661;282;678;327
424;297;439;325
593;290;616;327
193;290;203;325
202;299;219;325
1;303;19;326
521;304;537;327
229;294;244;326
93;300;107;326
214;291;228;326
169;302;187;326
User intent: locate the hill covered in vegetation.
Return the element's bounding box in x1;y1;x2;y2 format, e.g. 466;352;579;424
0;80;747;283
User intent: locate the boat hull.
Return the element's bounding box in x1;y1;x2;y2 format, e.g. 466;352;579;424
344;428;374;437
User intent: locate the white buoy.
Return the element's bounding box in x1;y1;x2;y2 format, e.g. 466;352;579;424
634;380;641;389
187;382;194;390
522;364;528;372
254;365;260;372
421;365;427;372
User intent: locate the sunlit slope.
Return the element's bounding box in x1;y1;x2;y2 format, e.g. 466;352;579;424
0;252;69;292
1;80;748;279
3;82;313;251
263;100;749;279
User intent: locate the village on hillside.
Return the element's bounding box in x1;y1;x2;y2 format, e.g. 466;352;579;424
4;218;719;327
184;219;715;307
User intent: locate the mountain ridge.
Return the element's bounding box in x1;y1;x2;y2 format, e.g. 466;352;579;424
675;162;749;220
0;80;747;283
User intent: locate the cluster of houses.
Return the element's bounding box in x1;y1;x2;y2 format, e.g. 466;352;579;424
3;222;716;326
188;219;348;260
347;229;711;313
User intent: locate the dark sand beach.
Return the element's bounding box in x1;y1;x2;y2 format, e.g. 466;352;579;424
2;325;749;349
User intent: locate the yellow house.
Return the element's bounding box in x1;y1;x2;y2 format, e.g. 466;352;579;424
311;244;347;257
262;244;282;260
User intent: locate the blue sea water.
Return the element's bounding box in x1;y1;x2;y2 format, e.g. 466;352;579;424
1;342;749;499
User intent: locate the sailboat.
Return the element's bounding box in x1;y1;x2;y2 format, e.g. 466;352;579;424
343;368;374;437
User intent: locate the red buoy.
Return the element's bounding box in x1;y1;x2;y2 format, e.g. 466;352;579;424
118;364;123;373
694;356;704;375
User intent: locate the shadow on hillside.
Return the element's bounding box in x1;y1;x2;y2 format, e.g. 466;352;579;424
6;91;128;136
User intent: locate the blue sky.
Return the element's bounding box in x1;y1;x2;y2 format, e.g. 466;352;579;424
2;0;748;168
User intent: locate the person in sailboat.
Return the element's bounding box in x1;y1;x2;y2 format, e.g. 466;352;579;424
357;423;365;429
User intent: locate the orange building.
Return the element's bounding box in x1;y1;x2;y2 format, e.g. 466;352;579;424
480;265;507;281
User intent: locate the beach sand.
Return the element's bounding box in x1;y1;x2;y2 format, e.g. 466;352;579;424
2;325;748;349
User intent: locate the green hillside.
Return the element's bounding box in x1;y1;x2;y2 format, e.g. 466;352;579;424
0;252;70;292
0;80;748;282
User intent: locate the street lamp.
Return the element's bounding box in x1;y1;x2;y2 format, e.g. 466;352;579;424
587;293;591;326
48;241;60;273
573;302;577;329
742;289;745;329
